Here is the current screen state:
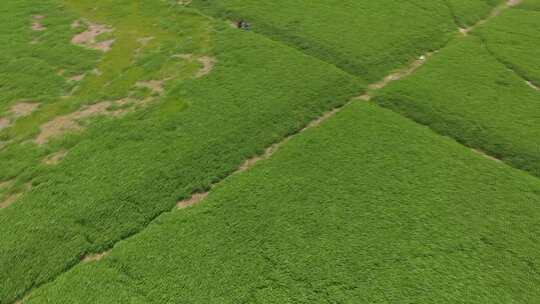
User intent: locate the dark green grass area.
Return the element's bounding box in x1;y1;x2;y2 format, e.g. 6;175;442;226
475;3;540;86
0;14;362;304
373;36;540;177
192;0;462;82
445;0;504;26
25;103;540;303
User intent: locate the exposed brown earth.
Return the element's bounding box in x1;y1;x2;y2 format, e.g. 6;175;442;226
35;101;119;145
43;149;68;165
31;15;46;31
177;192;208;209
10;102;40;118
136;80;165;95
81;250;111;263
196;56;216;78
0;193;21;209
71;22;114;52
0;118;10;131
69;74;85;82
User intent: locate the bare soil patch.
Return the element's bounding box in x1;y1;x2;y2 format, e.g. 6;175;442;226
69;74;85;82
0;193;21;209
35;101;121;145
0;118;10;131
31;15;46;31
196;56;216;78
136;80;164;95
177;192;208;209
71;22;114;52
82;250;111;263
10;102;40;118
43;149;68;165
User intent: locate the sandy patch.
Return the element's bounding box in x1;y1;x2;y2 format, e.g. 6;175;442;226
177;192;208;209
72;22;114;52
0;180;12;189
35;101;120;145
35;97;144;145
10;102;40;118
136;80;164;95
31;15;46;31
196;56;216;78
43;149;68;165
71;20;82;28
82;250;111;263
0;118;10;131
178;0;192;5
0;193;21;209
69;74;85;82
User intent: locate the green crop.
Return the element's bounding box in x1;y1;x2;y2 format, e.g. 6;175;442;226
25;103;540;303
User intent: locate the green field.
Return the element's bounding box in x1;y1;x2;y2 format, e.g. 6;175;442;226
374;36;540;177
475;4;540;86
1;0;540;303
24;103;540;303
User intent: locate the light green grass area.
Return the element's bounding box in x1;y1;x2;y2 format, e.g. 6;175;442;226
373;36;540;177
192;0;464;82
475;3;540;86
445;0;504;26
0;2;363;303
25;103;540;303
0;0;211;201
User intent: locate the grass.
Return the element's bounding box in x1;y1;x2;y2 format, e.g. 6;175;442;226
445;0;504;26
191;0;463;82
373;35;540;178
0;2;363;303
24;102;540;303
474;2;540;86
0;0;212;201
3;0;540;303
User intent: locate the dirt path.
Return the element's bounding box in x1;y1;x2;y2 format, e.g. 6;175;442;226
459;0;522;35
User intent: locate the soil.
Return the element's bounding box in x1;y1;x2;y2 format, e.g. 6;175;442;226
35;102;113;145
136;80;164;95
71;22;114;52
196;56;216;78
10;102;40;118
43;149;68;165
0;193;21;209
0;118;10;131
177;192;208;209
31;15;46;31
